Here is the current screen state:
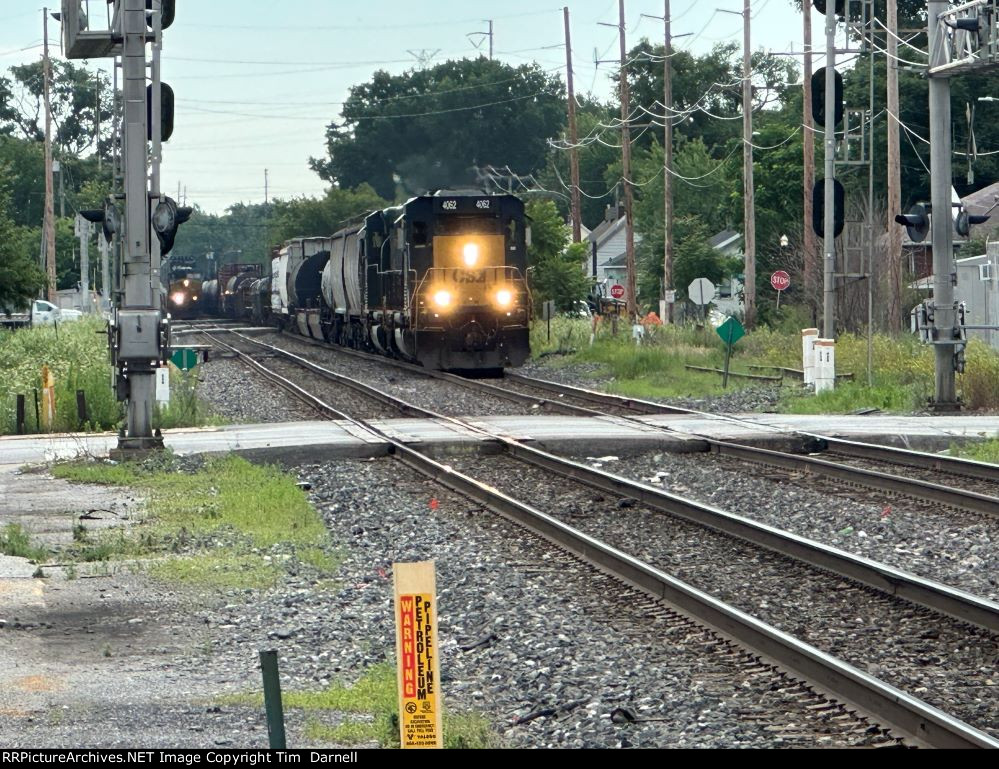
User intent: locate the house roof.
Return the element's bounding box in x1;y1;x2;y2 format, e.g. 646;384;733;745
709;229;741;250
588;215;626;247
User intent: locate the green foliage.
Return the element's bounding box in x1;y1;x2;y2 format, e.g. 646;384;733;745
0;177;46;311
268;185;388;244
312;58;565;199
949;437;999;464
230;663;495;749
154;367;224;431
0;318;121;434
525;200;590;312
51;455;340;589
0;523;49;562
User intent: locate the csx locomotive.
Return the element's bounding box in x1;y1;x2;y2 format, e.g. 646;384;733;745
223;191;531;372
165;264;204;319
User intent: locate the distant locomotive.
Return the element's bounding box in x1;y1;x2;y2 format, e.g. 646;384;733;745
165;264;204;319
227;191;531;372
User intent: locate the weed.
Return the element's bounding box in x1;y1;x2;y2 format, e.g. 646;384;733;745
101;644;112;658
72;522;88;542
50;455;337;590
0;524;49;562
227;663;495;749
64;563;77;580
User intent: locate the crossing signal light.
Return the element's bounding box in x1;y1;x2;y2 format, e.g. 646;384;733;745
812;179;845;238
811;68;844;127
147;83;175;142
894;203;930;244
955;209;990;237
79;200;121;244
152;196;192;255
146;0;176;29
813;0;845;15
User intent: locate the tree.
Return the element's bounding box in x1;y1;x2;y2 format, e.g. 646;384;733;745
311;58;566;199
0;178;46;311
0;61;113;158
269;185;388;244
525;199;589;311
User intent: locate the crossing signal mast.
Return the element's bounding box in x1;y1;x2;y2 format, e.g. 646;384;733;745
892;0;998;410
61;0;189;454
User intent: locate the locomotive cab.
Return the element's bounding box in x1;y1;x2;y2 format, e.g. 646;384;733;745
392;192;531;371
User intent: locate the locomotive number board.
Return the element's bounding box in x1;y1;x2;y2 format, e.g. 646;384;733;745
433;197;495;214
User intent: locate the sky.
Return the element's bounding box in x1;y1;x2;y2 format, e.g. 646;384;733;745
0;0;834;214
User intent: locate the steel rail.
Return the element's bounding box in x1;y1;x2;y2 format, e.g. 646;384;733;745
508;373;999;516
813;435;999;483
211;331;999;632
202;329;999;747
225;328;599;417
707;439;999;518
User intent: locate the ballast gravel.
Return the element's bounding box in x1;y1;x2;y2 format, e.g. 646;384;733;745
196;356;316;423
594;450;999;602
196;458;894;748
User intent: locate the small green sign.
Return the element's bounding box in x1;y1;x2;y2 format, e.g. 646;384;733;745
716;316;745;346
170;348;199;371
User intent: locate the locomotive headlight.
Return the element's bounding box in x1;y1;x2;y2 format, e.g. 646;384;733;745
182;279;190;287
462;242;480;267
171;291;186;306
432;289;452;308
495;289;513;308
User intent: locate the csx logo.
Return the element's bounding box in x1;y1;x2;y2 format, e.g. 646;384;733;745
452;269;486;283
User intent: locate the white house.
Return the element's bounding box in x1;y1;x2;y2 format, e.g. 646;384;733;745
586;205;642;300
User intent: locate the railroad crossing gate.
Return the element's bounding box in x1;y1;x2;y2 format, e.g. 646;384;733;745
170;348;198;371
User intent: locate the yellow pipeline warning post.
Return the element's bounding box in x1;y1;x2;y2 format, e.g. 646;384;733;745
394;561;443;749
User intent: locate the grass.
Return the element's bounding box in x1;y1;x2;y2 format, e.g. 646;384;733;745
0;318;222;435
530;313;999;413
49;454;340;589
0;523;49;562
949;437;999;464
225;663;495;749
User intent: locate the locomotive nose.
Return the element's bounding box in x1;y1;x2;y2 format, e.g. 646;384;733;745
461;320;488;351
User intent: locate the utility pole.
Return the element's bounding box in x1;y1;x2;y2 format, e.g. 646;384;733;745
489;19;494;60
886;0;903;331
822;3;837;338
663;0;675;323
928;0;956;407
563;7;581;243
618;0;637;318
265;168;270;205
42;8;57;303
802;5;817;322
99;233;110;311
741;0;756;329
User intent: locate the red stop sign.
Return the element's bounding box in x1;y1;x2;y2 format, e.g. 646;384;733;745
770;270;790;291
610;284;625;299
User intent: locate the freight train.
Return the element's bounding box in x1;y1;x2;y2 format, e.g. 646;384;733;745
211;191;532;372
165;264;205;319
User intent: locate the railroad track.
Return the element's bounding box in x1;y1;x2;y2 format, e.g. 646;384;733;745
199;328;999;748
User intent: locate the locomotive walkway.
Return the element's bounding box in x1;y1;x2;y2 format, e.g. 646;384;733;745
5;412;999;464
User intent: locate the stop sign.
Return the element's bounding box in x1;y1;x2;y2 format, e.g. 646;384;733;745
771;270;791;291
610;284;625;299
